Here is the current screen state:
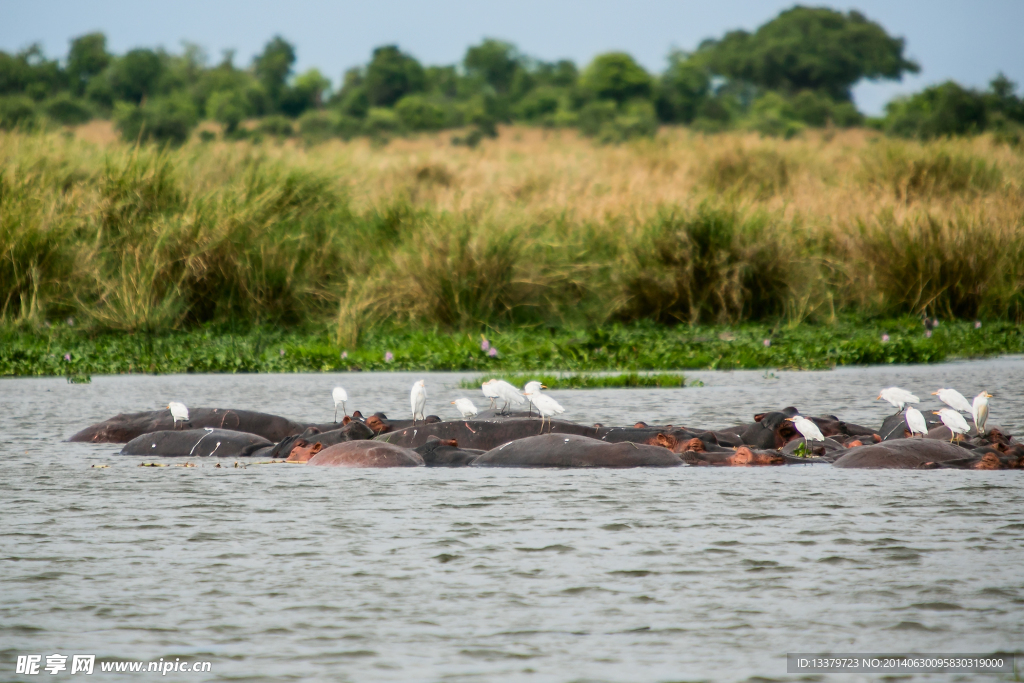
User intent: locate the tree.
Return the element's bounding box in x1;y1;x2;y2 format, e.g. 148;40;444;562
280;68;330;117
253;36;296;109
364;45;425;107
108;48;163;103
464;39;520;94
655;51;709;123
883;81;987;138
698;6;919;100
66;33;111;95
581;52;651;105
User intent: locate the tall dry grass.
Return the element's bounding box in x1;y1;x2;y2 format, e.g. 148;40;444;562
1;124;1022;337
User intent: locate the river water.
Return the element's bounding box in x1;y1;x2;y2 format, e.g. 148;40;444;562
2;359;1022;682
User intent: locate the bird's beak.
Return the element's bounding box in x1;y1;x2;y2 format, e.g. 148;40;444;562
450;401;455;404
541;385;547;389
986;392;994;397
876;394;882;400
932;411;940;415
930;391;939;395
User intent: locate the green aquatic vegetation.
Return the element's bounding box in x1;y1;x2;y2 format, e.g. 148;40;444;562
2;318;1020;377
458;372;687;390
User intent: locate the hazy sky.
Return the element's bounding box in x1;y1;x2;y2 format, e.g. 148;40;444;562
3;0;1022;114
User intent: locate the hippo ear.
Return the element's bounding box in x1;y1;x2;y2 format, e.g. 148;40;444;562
342;415;351;426
634;421;648;428
351;410;363;419
753;413;766;423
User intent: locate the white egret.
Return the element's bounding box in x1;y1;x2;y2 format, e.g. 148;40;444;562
523;389;565;432
932;388;973;413
481;380;500;410
451;398;478;418
491;379;526;414
933;408;970;442
904;406;928;436
332;386;348;422
877;387;919;411
410;380;427;424
972;391;993;434
168;402;189;430
786;416;824;442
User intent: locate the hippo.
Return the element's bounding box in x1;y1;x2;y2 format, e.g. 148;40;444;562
120;428;272;457
782;437;846;460
832;439;970;469
70;408;308;444
413;438;484;467
733;410;801;449
306;441;425;467
269;421;375;459
363;412;442;435
879;410;942;441
471;434;683;468
920;450;1024;470
681;446;786;467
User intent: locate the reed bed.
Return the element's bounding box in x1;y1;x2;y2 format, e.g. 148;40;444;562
1;124;1022;342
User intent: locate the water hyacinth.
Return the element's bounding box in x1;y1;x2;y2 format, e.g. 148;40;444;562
481;337;490;352
881;334;890;342
975;321;982;329
63;353;71;361
925;330;933;338
763;339;771;347
279;349;285;356
488;347;498;357
341;351;348;359
385;351;394;362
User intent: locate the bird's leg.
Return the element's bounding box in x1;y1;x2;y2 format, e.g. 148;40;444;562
334;407;338;423
343;402;347;418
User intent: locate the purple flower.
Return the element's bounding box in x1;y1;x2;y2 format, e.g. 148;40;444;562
488;347;498;357
925;330;932;338
762;339;771;348
975;321;982;329
933;318;939;327
63;353;71;362
279;348;285;357
481;338;490;352
881;334;890;343
66;317;75;327
385;351;394;362
341;350;348;359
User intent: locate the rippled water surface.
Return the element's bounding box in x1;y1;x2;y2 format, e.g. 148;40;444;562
2;359;1023;682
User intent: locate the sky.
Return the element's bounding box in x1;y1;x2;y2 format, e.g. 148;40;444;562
2;0;1022;115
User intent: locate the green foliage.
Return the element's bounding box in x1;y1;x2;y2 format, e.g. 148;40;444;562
114;94;198;146
257;114;294;137
298;109;342;144
362;107;401;139
582;52;652;105
107;48;163;104
3;319;1021;377
395;95;446;131
698;6;919;100
464;39;522;94
253;36;296;109
66;33;111;95
861;142;1002;199
701;147;790;198
365;45;425;107
619;207;794;325
655;52;710;123
0;95;38;129
280;68;330;117
42;93;93;125
206;89;248;133
883;81;988;139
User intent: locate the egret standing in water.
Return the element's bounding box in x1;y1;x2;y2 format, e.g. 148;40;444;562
934;408;970;442
877;387;919;412
932;388;973;413
481;380;500;410
786;416;824;442
168;402;189;430
904;406;928;437
332;386;348;422
972;391;993;435
451;398;478;418
410;380;427;424
523;387;565;432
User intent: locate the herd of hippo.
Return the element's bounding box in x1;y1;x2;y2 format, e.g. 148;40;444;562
68;401;1023;470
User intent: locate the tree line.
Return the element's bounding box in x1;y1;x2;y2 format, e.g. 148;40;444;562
1;6;1022;145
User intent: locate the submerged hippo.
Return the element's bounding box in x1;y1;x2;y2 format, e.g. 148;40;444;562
375;418;704;452
120;428;271;457
471;434;683;468
306;441;425;467
681;446;786;467
70;408;307;443
414;438;483;467
832;439;970;469
269;421;375;459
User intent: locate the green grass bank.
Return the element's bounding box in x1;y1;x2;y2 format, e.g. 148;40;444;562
4;319;1020;379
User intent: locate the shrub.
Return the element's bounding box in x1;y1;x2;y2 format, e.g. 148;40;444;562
298;110;340;145
861;142;1002;199
206;89;248;134
42;94;93;126
702;147;791;198
114;95;198;146
395;95;446;131
0;95;38;130
618;207;795;324
883;81;987;139
363;107;402;139
257;114;295;137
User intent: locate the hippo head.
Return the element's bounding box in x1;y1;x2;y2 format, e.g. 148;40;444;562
365;415;389;434
286;440;323;463
681;437;705;452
